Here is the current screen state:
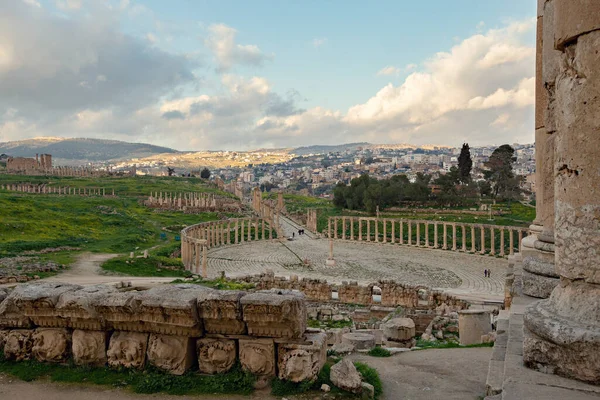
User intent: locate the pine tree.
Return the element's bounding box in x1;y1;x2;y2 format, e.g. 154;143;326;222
458;143;473;184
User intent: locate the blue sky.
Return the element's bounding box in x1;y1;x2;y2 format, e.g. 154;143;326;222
0;0;536;150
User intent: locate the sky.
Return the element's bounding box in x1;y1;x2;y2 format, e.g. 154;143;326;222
0;0;537;151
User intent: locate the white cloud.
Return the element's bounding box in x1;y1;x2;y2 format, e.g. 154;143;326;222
205;23;272;71
55;0;82;10
313;38;327;48
376;66;400;76
22;0;41;8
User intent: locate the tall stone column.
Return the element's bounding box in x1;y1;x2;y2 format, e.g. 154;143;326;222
524;1;600;383
522;0;560;298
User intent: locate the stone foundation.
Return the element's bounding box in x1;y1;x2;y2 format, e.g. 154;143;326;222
0;282;325;383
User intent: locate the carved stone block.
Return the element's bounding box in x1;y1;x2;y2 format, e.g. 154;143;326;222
107;331;148;369
241;290;306;338
32;328;70;363
147;334;196;375
3;329;34;361
278;332;327;382
138;284;211;336
93;291;143;332
197;338;237;374
239;338;275;377
72;329;109;367
4;282;82;327
197;290;246;335
56;285;118;330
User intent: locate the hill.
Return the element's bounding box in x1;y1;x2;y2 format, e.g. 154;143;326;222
291;142;371;155
0;138;179;163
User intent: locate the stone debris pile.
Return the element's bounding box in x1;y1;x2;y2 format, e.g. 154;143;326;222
0;282;326;383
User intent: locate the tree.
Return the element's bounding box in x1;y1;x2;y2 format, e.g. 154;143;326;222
200;168;211;179
484;144;521;200
458;143;473;183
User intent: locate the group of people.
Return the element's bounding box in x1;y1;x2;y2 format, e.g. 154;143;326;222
484;269;492;278
291;229;306;239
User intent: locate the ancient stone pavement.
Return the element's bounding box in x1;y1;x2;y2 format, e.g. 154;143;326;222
207;215;507;304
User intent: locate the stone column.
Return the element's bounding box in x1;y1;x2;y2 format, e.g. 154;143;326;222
499;229;505;257
391;220;395;244
509;229;514;256
399;220;404;245
261;220;265;240
366;220;371;242
471;226;476;253
358;219;362;241
416;222;420;246
480;227;485;255
202;245;208;278
240;220;244;243
334;218;338;239
375;219;379;243
442;223;447;250
328;218;331;238
425;222;429;247
461;225;466;252
407;222;412;246
524;2;600;383
490;228;495;256
350;218;354;240
195;244;200;275
247;219;252;242
433;222;438;248
452;224;457;251
342;218;346;240
254;219;259;241
235;220;239;244
382;219;387;243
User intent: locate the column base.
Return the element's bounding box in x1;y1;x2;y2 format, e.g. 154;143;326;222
521;229;558;299
325;258;336;266
524;282;600;384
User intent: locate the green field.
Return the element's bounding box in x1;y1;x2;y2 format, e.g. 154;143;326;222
0;175;241;272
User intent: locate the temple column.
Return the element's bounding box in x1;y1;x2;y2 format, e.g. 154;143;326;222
524;1;600;382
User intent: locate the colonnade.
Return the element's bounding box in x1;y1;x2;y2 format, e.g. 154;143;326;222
327;216;528;257
0;184;112;196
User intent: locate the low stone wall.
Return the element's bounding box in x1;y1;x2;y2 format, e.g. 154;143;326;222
0;282;326;383
221;272;469;310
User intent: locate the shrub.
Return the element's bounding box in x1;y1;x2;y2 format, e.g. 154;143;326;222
367;347;392;357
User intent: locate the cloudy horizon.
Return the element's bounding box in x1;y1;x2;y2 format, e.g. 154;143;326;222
0;0;536;151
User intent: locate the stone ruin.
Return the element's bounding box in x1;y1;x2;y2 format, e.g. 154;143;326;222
1;183;112;196
0;282;326;383
145;191;242;213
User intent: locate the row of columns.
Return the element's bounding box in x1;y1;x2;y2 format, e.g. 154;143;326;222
147;191;218;208
327;217;527;257
0;184;111;196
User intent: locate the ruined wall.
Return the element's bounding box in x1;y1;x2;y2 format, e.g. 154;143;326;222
221;272;469;310
0;282;326;383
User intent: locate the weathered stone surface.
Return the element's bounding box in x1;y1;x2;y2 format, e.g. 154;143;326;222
32;328;70;363
241;290;306;338
239;338;275;377
55;285;118;330
0;288;8;303
147;334;195;375
330;358;362;393
197;338;237;374
4;329;34;361
361;382;375;400
93;291;142;332
278;332;327;382
342;332;375;350
107;331;149;369
72;329;109;367
522;270;559;299
554;0;600;49
458;310;491;346
524;282;600;383
382;318;415;342
197;290;246;335
138;285;211;336
0;329;8;350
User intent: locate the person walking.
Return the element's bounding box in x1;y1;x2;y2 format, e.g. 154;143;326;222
484;269;488;278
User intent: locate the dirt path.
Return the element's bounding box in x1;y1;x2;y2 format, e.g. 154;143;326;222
0;374;276;400
349;347;492;400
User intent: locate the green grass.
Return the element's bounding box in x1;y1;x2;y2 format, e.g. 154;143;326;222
367;347;392;357
0;187;237;257
0;354;255;396
307;318;353;329
101;255;190;277
414;338;494;350
354;362;383;399
170;277;255;290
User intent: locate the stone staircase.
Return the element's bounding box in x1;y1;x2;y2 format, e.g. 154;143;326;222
484;260;600;400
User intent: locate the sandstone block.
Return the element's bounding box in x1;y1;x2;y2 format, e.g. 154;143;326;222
107;331;149;369
72;329;109;367
239;338;276;377
241;290;306;339
56;285;119;330
330;358;362;393
93;291;142;332
32;328;70;363
10;282;81;327
458;310;491;346
138;284;211;336
382;318;415;342
278;332;327;382
197;338;237;374
554;0;600;49
4;329;34;361
197;290;246;335
147;334;195;375
341;332;375;350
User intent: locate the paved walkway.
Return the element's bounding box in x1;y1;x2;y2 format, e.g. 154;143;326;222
207;216;507;303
